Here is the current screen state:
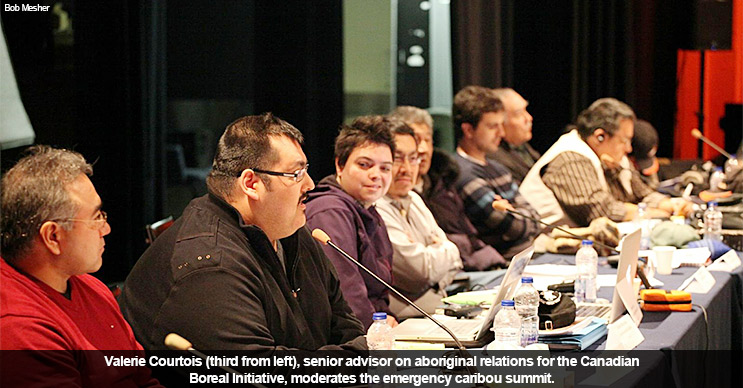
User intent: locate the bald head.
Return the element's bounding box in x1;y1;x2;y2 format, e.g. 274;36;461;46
493;88;533;146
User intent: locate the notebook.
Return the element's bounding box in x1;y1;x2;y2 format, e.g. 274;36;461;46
391;246;534;347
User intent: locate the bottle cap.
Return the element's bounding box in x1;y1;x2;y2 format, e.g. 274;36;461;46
708;201;718;207
372;312;387;321
638;202;647;210
581;240;593;246
714;167;723;172
501;300;515;307
520;277;533;283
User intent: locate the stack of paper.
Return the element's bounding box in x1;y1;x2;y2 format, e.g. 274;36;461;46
538;318;608;350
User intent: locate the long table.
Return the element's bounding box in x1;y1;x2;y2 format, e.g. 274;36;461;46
524;252;743;387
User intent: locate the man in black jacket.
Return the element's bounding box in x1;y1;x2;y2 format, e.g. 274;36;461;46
120;114;366;360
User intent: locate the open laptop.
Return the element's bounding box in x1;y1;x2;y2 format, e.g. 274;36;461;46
391;246;534;347
575;228;641;323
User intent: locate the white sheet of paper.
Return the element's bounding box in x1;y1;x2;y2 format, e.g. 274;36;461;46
647;276;665;288
708;250;742;273
597;274;617;288
523;264;579;290
680;266;716;294
523;264;578;277
615;279;643;326
606;315;644;350
671;247;711;268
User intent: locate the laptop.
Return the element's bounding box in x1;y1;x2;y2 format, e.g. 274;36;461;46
391;246;534;347
574;228;642;323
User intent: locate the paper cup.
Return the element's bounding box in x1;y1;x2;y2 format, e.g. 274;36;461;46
653;246;676;275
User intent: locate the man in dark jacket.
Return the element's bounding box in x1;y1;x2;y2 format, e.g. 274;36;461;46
120;114;366;359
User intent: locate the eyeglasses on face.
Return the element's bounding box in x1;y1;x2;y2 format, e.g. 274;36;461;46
52;210;108;231
393;154;422;166
251;164;309;183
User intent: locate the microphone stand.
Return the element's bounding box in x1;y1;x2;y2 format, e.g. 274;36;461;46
312;230;482;381
165;333;268;388
493;204;619;254
691;128;734;159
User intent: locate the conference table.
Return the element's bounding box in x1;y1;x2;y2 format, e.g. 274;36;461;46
515;252;743;387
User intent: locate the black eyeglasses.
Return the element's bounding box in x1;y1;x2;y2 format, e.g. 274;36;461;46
252;164;309;183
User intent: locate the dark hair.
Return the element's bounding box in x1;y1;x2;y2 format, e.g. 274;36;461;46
452;86;503;142
630;119;659;159
334;115;396;168
575;98;635;140
207;113;303;199
427;148;460;190
1;145;93;262
387;116;417;145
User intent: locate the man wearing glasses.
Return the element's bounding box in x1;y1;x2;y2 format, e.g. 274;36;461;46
375;121;464;318
120;114;366;359
520;98;691;227
0;146;160;387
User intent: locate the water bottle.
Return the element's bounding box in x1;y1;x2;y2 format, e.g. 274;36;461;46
710;167;726;192
493;300;521;348
703;201;723;241
513;277;540;346
636;202;651;251
575;240;598;303
366;312;393;350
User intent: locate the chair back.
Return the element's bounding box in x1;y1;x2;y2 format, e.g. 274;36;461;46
145;216;174;245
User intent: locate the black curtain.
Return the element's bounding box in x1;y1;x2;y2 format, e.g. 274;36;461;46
253;2;344;181
451;0;504;91
450;0;679;157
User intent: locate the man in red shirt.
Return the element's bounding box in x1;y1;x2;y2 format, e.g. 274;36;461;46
0;145;160;387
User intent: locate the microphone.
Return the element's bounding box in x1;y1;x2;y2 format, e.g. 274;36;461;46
165;333;260;384
311;229;471;352
691;128;734;159
491;201;619;254
314;229;491;386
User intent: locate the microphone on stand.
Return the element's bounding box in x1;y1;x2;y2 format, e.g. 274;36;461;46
311;228;470;352
312;228;486;385
691;128;734;159
491;201;619;254
165;333;269;388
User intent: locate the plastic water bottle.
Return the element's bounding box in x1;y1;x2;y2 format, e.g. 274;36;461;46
636;202;651;250
703;201;723;241
493;300;521;348
710;167;726;192
513;277;540;346
366;312;393;350
575;240;598;303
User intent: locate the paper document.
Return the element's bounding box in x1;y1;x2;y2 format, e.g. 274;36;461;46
672;247;711;268
708;250;742;272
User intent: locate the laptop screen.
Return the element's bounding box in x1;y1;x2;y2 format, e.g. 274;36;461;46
476;246;535;339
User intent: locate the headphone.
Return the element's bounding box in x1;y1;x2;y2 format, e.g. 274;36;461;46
597;134;605;142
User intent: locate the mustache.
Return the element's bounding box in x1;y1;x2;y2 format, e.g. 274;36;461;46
300;193;310;204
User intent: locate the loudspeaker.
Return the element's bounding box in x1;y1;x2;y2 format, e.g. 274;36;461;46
677;0;733;50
